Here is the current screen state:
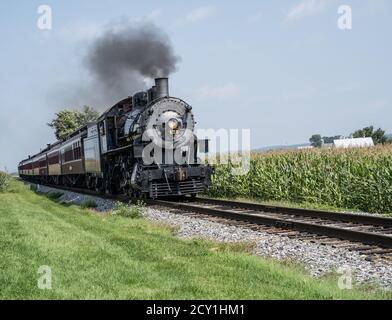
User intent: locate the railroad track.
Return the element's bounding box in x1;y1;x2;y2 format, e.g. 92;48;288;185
147;197;392;259
25;180;392;259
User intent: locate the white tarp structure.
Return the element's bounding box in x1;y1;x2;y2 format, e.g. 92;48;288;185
333;137;374;149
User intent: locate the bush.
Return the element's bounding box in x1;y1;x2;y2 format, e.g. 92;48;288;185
112;201;145;218
81;199;98;209
0;172;11;192
206;146;392;214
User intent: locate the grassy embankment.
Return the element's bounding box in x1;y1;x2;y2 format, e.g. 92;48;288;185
0;178;390;299
207;146;392;215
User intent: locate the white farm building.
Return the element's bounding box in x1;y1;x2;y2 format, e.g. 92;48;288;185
333;137;374;149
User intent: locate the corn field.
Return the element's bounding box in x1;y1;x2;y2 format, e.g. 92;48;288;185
206;146;392;214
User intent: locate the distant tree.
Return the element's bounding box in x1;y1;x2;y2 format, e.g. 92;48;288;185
48;106;99;140
48;110;80;140
309;134;322;148
351;126;388;145
351;126;374;139
77;106;100;125
372;128;388;145
322;135;341;144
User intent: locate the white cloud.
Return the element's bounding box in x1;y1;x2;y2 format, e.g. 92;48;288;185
287;0;328;20
195;83;241;101
185;6;215;23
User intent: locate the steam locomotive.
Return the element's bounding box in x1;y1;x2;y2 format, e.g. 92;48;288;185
18;77;213;198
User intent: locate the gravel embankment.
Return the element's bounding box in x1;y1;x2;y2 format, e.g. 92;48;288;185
35;184;115;212
36;184;392;290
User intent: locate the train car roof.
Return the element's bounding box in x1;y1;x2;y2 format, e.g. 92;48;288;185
19;123;90;166
20;96;134;166
19;95;137;167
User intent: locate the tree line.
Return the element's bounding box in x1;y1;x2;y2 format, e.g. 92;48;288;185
309;126;391;148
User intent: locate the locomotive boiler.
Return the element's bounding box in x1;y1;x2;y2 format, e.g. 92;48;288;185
18;77;213;198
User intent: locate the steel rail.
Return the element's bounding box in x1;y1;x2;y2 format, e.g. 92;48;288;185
192;197;392;227
149;199;392;249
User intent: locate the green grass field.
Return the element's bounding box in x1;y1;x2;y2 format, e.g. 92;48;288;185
0;180;390;300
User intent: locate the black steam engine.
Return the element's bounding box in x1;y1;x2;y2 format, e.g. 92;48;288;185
18;78;213;198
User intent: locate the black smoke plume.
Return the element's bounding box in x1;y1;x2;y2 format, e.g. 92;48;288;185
48;21;179;110
84;21;179;107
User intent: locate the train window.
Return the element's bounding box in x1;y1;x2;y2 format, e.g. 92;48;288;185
72;141;82;160
39;159;46;167
48;153;59;165
64;147;74;162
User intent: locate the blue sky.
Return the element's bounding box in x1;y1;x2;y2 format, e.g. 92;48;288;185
0;0;391;171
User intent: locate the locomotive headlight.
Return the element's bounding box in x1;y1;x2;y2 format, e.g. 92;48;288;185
168;118;179;130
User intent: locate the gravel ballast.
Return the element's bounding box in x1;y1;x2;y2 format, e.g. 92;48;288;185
35;184;392;290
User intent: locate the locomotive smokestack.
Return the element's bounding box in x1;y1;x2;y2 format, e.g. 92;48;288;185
155;77;169;99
